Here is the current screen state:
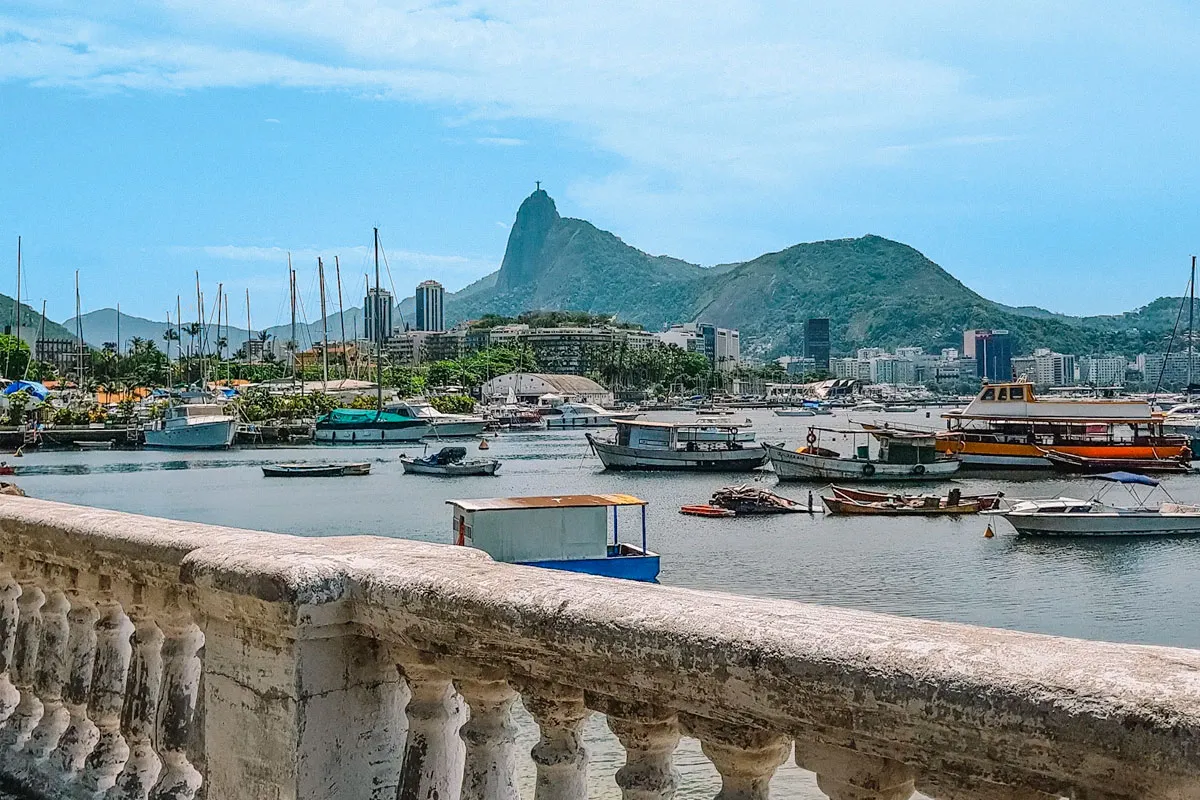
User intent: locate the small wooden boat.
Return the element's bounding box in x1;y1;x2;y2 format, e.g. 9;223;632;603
262;462;371;477
679;505;736;517
1040;449;1192;475
401;446;500;476
822;494;982;516
829;485;1003;511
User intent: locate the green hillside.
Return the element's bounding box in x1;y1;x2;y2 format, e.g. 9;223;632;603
0;294;77;343
445;188;1193;358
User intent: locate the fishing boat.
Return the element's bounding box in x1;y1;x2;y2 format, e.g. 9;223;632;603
822;486;984;516
262;462;371;477
539;399;640;428
938;380;1190;469
143;403;238;449
774;407;817;417
1040;449;1191;474
400;446;500;476
586;420;769;472
447;494;659;581
766;426;960;481
1002;472;1200;537
386;399;488;437
829;485;1003;511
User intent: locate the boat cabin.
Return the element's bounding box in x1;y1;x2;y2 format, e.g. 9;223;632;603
446;494;659;581
950;381;1157;424
614;419;746;450
162;403;232;425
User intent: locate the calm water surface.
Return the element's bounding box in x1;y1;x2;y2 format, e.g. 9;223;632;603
11;408;1197;797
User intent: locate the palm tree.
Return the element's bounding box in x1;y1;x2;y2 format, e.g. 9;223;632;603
162;328;180;362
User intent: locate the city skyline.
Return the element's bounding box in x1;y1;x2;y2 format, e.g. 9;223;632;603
2;2;1199;325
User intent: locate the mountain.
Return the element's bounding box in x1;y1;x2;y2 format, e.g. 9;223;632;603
0;294;78;344
435;188;1188;358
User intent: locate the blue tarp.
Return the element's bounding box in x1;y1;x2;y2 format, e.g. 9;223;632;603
1097;471;1159;486
2;381;49;400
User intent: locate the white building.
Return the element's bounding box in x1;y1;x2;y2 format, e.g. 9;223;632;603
1031;349;1077;387
1079;356;1128;387
480;373;614;406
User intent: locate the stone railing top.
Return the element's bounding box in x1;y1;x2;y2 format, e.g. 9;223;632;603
2;495;1198;799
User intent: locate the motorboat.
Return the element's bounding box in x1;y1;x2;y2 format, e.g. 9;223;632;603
851;400;885;413
587;420;768;472
448;493;659;581
315;409;431;444
774;408;817;417
262;462;371;477
829;485;1003;511
1002;471;1200;537
143;403;237;449
385;399;488;438
689;417;756;442
823;486;987;516
539;399;640;428
486;404;545;430
884;404;919;413
938;381;1190;469
766;426;960;481
400;446;500;476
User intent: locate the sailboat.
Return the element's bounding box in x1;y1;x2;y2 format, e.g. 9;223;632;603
315;229;430;444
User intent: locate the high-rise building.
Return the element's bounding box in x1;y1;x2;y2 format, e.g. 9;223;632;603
803;318;830;370
697;323;741;372
971;330;1012;381
415;280;445;332
364;287;394;343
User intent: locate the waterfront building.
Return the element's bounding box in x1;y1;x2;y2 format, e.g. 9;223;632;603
803;317;830;369
1011;355;1037;381
856;347;886;360
480;372;613;405
655;324;704;353
1140;352;1200;389
489;325;652;375
34;337;77;373
776;356;817;376
415;280;445;332
1079;356;1128;387
698;323;740;372
969;330;1012;381
1031;348;1076;387
364;287;394;343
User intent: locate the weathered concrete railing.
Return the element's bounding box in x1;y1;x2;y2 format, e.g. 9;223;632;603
0;495;1198;800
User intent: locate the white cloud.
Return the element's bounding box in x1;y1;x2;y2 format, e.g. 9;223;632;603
475;136;525;147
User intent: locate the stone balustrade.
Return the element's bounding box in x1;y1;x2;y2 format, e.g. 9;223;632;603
0;495;1197;800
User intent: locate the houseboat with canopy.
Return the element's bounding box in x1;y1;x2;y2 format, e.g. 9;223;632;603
937;380;1191;469
586;419;768;471
447;493;659;581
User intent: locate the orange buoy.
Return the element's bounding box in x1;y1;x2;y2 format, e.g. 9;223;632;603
478;438;490;450
984;523;995;539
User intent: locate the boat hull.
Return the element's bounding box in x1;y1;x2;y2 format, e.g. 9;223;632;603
830;485;1002;511
144;418;237;450
1004;512;1200;537
774;409;816;417
545;412;640;429
589;438;768;472
517;547;660;582
765;443;959;481
400;459;500;476
822;496;981;516
937;437;1190;469
262;463;370;477
425;420;488;437
315;422;430;443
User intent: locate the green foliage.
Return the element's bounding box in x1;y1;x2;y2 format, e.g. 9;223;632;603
589;343;712;392
349;394;379;410
430;394;476;415
88;337;170;388
230;387;339;422
423;346;537;390
380;367;425;396
469;310;642;330
4;390;29;426
0;335;31;380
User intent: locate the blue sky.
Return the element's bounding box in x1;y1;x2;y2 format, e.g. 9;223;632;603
1;1;1198;326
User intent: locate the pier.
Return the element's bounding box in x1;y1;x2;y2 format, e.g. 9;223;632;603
0;495;1193;799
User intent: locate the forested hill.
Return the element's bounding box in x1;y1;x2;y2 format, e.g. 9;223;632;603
442;189;1185;357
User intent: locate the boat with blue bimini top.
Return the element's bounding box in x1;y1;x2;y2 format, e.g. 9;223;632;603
314;408;431;444
447;493;659;581
1002;471;1200;537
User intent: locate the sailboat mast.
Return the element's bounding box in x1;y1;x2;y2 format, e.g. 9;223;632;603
335;255;348;378
75;271;83;385
374;228;383;413
1191;255;1196;395
14;235;20;345
318;256;329;390
245;289;252;366
116;301;121;386
30;300;45;379
289;253;297;392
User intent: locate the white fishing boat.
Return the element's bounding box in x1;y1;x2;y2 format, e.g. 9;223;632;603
766;426;959;481
851;400;885;413
540;399;640;428
385;399;487;437
774;408;816;417
1003;472;1200;537
587;420;768;472
143;403;237;449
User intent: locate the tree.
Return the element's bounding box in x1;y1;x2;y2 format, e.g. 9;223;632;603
0;335;31;380
162;327;180;361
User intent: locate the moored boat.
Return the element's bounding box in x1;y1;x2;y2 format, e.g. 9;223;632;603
262;462;371;477
540;400;640;428
829;484;1003;511
774;408;817;417
938;381;1190;469
400;446;500;476
315;409;430;444
385;399;488;437
448;493;659;581
143;403;238;450
587;420;768;472
766;427;959;481
1002;472;1200;537
822;486;984;516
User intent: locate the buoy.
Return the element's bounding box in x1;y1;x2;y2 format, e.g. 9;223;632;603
984;523;995;539
478;438;490;450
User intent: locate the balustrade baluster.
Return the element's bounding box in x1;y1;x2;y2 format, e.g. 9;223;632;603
79;599;132;794
457;676;520;800
601;699;681;800
111;614;164;800
25;589;71;762
3;583;45;752
794;739;915;800
397;662;463;800
0;570;22;725
523;681;589;800
684;715;789;800
52;600;99;781
148;615;202;800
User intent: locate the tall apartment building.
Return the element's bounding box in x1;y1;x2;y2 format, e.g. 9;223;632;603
364;287;394;343
803;318;830;370
1079;356;1128;386
414;280;445;332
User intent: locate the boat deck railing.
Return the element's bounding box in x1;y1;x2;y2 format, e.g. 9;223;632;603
0;495;1195;799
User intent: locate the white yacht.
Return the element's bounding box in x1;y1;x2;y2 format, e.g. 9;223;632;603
1003;472;1200;537
385;399;487;438
538;395;640;428
143;403;237;449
